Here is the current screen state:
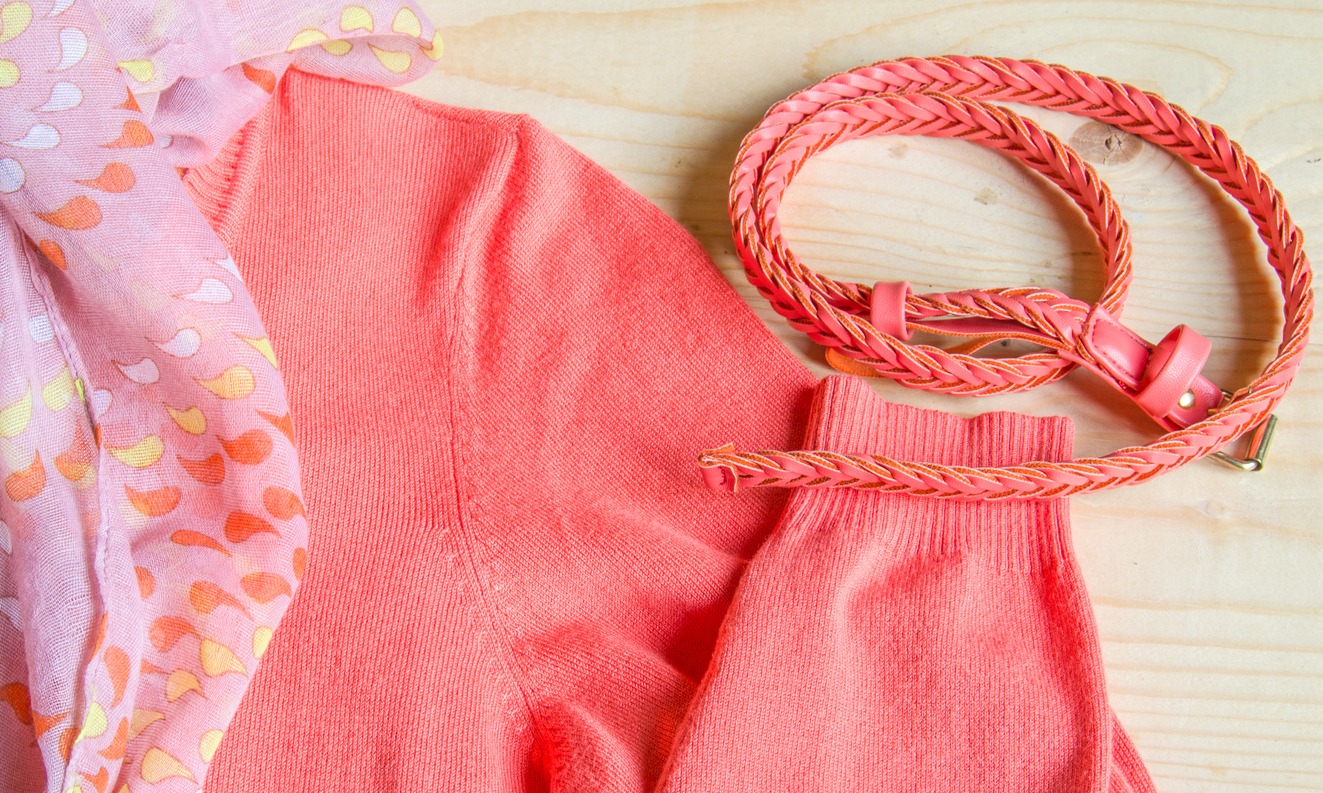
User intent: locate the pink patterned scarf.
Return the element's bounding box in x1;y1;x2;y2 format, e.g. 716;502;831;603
0;2;439;789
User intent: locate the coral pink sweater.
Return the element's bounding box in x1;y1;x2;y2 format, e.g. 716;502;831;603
184;70;1151;792
186;69;814;789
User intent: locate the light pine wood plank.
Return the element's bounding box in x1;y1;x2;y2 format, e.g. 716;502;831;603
408;2;1323;789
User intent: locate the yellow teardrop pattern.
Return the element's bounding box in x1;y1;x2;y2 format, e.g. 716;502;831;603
340;5;373;32
0;387;32;437
196;365;255;399
198;729;223;763
391;7;421;37
199;639;246;677
140;747;194;783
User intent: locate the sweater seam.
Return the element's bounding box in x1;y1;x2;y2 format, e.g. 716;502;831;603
438;114;553;761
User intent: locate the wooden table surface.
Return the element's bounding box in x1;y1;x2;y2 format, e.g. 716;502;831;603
407;2;1323;789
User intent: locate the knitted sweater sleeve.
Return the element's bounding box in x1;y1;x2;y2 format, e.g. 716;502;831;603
448;113;817;789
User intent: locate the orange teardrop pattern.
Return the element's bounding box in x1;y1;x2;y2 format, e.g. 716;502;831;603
97;718;128;761
57;725;77;762
188;581;251;618
76;162;135;193
0;682;32;725
54;427;94;481
169;530;231;556
179;452;225;486
292;547;307;581
101;119;153;148
36;238;66;269
125;484;181;517
239;572;291;604
5;451;45;501
241;62;277;93
81;766;108;793
135;567;155;598
223;512;277;543
149;616;198;652
263;485;305;520
91;614;108;654
103;645;131;706
258;409;295;445
220;429;272;465
31;709;67;739
35;195;102;230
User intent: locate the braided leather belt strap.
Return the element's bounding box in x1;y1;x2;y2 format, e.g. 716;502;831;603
699;56;1313;499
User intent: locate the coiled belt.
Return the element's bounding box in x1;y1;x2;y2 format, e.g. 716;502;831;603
700;56;1311;499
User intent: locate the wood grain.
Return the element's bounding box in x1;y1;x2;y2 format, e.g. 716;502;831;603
409;2;1323;789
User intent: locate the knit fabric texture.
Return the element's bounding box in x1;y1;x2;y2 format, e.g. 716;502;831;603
185;69;814;790
658;375;1156;792
183;70;1153;791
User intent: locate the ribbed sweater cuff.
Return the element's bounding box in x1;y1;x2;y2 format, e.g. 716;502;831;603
784;376;1076;570
183;95;268;240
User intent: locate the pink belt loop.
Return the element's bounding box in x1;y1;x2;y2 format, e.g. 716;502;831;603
870;281;914;340
1134;325;1214;422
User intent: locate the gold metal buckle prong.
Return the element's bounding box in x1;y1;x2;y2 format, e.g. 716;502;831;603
1210;413;1278;472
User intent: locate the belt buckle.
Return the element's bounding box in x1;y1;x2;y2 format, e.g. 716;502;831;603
1209;390;1278;472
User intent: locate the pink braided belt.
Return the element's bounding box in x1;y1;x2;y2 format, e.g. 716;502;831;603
699;56;1313;499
